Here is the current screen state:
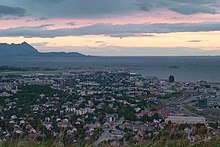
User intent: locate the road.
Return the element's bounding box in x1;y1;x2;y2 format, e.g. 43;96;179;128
179;104;200;116
93;117;124;147
165;95;200;116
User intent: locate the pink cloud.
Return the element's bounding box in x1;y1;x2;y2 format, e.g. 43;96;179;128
1;9;220;31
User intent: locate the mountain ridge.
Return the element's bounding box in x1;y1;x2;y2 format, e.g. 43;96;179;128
0;42;86;57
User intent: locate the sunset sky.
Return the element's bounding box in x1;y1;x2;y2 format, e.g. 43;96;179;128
1;0;220;56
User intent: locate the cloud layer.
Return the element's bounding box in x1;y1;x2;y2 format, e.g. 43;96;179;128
0;5;26;17
1;0;219;18
138;0;218;15
1;22;220;38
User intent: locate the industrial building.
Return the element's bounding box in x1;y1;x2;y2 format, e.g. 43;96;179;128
165;116;206;124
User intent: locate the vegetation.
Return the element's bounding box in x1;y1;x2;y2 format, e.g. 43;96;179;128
1;136;219;147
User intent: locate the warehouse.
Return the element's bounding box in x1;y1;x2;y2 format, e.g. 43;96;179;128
165;116;206;124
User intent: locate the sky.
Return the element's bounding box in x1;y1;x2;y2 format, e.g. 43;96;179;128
1;0;220;56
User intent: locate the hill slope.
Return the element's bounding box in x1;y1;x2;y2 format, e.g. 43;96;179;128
0;42;86;57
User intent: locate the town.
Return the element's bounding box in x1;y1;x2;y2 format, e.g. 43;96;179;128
0;70;219;146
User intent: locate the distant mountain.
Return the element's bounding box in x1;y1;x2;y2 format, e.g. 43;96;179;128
0;42;38;56
38;52;85;57
0;42;86;57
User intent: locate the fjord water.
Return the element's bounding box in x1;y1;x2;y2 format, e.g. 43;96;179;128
0;56;219;82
